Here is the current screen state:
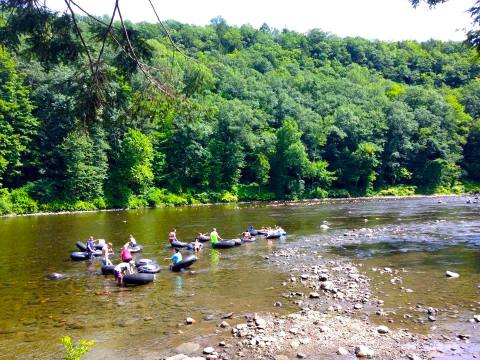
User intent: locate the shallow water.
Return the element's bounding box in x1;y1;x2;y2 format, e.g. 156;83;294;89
0;196;479;359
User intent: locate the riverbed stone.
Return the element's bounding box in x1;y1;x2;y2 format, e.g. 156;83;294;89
203;347;215;354
355;345;374;358
473;315;480;322
175;342;200;355
309;292;320;298
320;281;335;291
255;317;267;329
337;347;349;355
219;321;229;328
165;355;189;360
446;271;460;278
185;317;196;325
376;325;389;334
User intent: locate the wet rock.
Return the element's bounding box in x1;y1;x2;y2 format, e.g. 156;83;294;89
203;314;216;321
446;271;459;278
337;347;349;355
185;317;196;325
300;274;309;280
319;325;329;332
320;281;335;291
473;315;480;322
318;274;328;281
457;334;470;340
289;328;298;335
222;312;234;319
297;353;306;358
219;341;226;347
47;273;65;280
428;316;436;322
273;301;283;307
203;347;215;355
144;316;153;321
220;321;229;328
255;317;266;329
175;342;200;355
355;345;374;358
309;292;320;299
407;354;421;360
376;325;389;334
354;304;363;310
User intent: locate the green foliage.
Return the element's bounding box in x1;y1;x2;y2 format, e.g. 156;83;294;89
0;13;479;215
60;336;94;360
374;185;417;196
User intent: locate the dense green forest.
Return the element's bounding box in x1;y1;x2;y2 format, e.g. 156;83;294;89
0;4;479;215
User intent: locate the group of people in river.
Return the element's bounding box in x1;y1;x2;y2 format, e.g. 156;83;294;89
83;224;285;286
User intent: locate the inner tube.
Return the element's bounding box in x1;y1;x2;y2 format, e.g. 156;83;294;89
233;238;242;246
212;240;236;249
123;273;154;286
101;265;115;275
266;231;283;239
76;241;103;251
249;230;258;236
128;245;143;253
135;258;155;267
171;240;193;250
242;236;256;243
257;230;268;235
75;241;87;251
171;255;197;272
195;235;210;242
70;251;90;261
137;263;161;274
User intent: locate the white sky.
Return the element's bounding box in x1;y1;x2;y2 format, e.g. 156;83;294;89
47;0;477;41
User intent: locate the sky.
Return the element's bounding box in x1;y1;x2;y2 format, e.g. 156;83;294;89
47;0;477;41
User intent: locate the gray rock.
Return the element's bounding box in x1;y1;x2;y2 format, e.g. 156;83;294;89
376;325;389;334
203;346;215;355
407;354;422;360
297;353;306;358
428;315;436;322
185;317;195;325
255;318;267;329
354;304;363;310
47;273;65;280
473;315;480;322
220;321;229;328
446;271;460;278
175;342;200;355
355;345;374;358
320;281;335;291
337;347;349;355
309;292;320;299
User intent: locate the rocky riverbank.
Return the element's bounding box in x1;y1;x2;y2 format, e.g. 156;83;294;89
160;240;479;360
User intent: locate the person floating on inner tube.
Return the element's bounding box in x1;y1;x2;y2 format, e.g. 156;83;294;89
192;238;202;253
101;242;114;265
86;236;97;259
210;228;222;245
128;234;137;247
121;244;133;262
170;248;182;270
242;231;251;240
113;260;135;286
168;229;177;244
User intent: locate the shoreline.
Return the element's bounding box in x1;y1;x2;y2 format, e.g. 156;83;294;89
0;193;471;219
160;236;478;360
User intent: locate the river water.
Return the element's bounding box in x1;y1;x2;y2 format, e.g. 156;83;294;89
0;196;478;359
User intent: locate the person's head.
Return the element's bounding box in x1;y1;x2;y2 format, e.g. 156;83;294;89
108;242;113;249
212;227;216;232
89;236;94;240
128;234;133;239
129;260;135;266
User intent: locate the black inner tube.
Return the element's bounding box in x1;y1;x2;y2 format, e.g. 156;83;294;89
123;273;154;286
171;255;197;272
212;240;236;249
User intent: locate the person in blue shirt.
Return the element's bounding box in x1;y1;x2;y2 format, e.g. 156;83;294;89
170;248;182;268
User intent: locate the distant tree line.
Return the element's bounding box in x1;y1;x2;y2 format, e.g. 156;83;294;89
0;2;479;214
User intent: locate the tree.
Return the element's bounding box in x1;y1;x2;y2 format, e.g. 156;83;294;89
0;47;38;187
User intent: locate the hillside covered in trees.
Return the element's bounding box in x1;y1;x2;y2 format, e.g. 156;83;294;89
0;8;479;214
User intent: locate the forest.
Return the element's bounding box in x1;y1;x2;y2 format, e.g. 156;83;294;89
0;2;479;215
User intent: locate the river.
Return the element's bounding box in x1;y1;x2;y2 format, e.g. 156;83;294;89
0;196;478;359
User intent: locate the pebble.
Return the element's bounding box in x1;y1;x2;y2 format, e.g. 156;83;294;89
407;354;421;360
289;328;298;334
203;346;215;355
297;353;306;358
355;345;374;358
273;301;283;307
46;273;65;280
309;292;320;299
354;304;363;310
220;321;229;328
255;318;267;329
185;317;196;325
320;281;335;291
446;271;460;278
376;325;389;334
473;315;480;322
428;316;436;322
337;347;349;355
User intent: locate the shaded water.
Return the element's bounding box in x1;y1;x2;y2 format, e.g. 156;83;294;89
0;196;479;359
